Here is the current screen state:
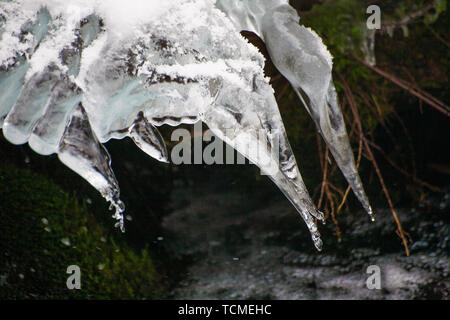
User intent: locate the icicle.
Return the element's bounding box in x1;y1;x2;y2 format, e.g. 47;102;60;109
257;4;374;220
58;103;125;231
0;6;52;129
28;76;82;155
204;75;324;250
361;28;377;67
0;59;29;128
324;81;374;220
3;65;60;145
128;111;169;163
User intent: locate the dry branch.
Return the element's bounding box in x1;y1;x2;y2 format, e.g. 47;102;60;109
352;55;450;117
337;72;411;256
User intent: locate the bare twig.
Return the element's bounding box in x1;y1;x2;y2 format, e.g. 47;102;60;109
381;0;439;30
337;72;411;256
353;54;450;117
366;140;444;193
337;92;364;214
424;22;450;48
316;131;343;240
276;82;292;102
317;134;328;210
326;181;342;242
337;125;363;214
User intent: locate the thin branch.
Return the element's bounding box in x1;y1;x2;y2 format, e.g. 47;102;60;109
352;54;450;117
424;22;450;48
337;91;364;214
381;0;439;30
366;140;444;193
337;124;363;214
317;135;328;210
325;181;342;242
276;82;292;102
337;72;411;256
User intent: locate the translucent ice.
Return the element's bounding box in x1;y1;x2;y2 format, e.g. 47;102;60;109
218;0;373;220
0;0;372;250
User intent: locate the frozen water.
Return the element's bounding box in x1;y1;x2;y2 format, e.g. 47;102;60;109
0;0;372;250
218;0;373;220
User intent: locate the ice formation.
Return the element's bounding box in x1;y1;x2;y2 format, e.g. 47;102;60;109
0;0;373;250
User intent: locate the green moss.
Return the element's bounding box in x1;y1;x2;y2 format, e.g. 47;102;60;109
302;0;366;55
0;163;165;299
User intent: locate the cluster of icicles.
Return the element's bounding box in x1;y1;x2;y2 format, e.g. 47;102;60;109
0;0;373;250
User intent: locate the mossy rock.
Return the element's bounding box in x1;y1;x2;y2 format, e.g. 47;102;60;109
0;164;165;299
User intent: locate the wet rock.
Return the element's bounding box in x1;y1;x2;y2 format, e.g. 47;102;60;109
163;187;449;300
